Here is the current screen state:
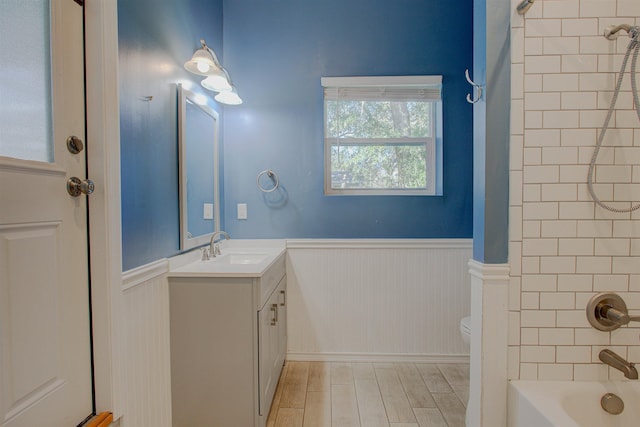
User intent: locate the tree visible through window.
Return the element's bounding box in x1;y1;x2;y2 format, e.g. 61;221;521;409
322;76;442;196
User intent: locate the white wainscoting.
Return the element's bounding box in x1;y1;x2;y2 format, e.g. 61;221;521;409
121;260;172;427
467;260;510;427
286;239;473;362
116;239;472;426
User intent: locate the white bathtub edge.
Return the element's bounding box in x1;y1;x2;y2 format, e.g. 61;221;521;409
508;381;576;427
508;380;640;427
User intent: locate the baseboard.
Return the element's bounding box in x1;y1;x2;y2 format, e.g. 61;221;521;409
286;352;470;364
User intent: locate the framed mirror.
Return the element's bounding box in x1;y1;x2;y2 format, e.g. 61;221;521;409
178;84;220;250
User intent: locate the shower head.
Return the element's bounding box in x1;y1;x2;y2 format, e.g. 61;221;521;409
516;0;535;15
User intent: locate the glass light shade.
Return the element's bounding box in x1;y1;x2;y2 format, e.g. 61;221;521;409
196;61;210;73
201;73;232;92
184;48;216;76
215;87;243;105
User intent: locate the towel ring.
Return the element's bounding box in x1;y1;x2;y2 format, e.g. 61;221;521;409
257;169;279;193
465;69;483;104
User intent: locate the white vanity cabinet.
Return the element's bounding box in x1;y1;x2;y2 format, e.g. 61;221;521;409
258;276;286;417
168;251;287;427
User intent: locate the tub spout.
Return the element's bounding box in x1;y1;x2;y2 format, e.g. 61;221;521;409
599;349;638;379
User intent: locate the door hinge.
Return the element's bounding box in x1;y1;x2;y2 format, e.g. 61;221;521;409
73;0;84;5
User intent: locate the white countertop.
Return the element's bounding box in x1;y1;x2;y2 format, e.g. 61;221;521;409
168;239;286;278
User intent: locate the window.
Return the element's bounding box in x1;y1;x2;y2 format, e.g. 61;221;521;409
322;76;442;196
0;0;53;162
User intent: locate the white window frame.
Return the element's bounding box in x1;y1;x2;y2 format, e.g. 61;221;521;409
322;75;443;196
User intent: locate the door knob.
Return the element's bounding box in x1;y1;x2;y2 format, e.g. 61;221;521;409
67;177;95;197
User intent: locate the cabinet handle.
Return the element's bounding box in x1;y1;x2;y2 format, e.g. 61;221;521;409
271;303;278;325
280;290;286;306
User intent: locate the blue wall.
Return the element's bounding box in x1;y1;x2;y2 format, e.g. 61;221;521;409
118;0;224;270
222;0;474;238
118;0;474;270
472;0;510;264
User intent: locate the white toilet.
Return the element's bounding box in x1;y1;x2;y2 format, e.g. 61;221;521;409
460;316;471;346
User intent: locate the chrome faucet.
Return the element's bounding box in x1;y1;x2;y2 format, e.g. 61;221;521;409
209;230;230;257
599;349;638;379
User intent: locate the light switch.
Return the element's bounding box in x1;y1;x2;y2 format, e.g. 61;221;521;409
203;203;214;220
237;203;248;220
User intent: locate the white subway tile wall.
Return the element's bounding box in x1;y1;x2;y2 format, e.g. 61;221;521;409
510;0;640;380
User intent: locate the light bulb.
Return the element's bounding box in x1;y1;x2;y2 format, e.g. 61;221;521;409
201;75;232;92
215;88;243;105
196;61;210;73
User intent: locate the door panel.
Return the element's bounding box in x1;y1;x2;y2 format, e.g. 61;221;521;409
0;0;93;426
1;223;63;420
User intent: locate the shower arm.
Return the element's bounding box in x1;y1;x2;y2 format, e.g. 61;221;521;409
604;24;638;40
516;0;535;15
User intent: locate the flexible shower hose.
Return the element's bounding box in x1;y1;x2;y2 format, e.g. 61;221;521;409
587;27;640;213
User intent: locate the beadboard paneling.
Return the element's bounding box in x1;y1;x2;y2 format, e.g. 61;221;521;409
116;240;471;426
286;239;472;361
121;261;172;427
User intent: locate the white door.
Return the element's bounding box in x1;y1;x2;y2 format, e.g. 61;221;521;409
0;1;94;426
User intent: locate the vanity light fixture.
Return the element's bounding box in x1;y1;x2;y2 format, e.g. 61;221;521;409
201;74;232;92
184;39;242;105
184;39;225;78
215;86;242;105
214;68;242;105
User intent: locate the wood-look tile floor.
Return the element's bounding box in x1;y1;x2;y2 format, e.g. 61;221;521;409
266;361;469;427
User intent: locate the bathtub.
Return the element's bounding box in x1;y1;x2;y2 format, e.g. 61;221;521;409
508;380;640;427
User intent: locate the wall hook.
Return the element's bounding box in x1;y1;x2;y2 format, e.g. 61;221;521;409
465;69;483;104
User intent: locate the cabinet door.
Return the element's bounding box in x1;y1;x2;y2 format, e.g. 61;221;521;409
276;280;287;371
258;286;279;416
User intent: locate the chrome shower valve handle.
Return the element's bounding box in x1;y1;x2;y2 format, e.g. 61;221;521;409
587;293;640;331
599;305;640;326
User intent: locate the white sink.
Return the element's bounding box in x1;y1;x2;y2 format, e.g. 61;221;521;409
168;239;286;278
214;252;269;265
